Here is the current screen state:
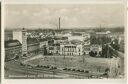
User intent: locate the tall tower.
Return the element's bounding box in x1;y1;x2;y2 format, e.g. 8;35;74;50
59;17;60;30
22;28;27;56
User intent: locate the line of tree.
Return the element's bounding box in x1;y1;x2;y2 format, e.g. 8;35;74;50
89;38;120;58
90;35;111;45
89;51;97;57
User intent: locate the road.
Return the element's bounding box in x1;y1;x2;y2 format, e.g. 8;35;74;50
5;59;104;79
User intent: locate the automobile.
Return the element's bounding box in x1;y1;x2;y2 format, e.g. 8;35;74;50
80;70;84;72
31;65;37;68
76;69;81;72
46;65;50;68
67;68;71;71
50;66;54;69
103;72;108;76
36;65;40;68
53;67;57;69
27;66;33;69
90;75;97;78
99;76;103;79
36;65;43;68
63;68;67;70
49;66;57;70
42;65;47;68
72;69;76;71
43;66;47;68
84;70;89;73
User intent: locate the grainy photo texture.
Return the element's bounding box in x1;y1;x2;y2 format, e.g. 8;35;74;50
4;3;125;79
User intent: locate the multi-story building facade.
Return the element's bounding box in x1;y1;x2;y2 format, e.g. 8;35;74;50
53;43;60;55
5;30;13;41
54;36;68;44
5;28;40;58
83;45;91;55
60;42;83;56
27;38;40;56
68;36;84;42
39;38;48;54
90;44;102;55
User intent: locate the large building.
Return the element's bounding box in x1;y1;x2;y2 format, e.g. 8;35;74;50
5;30;13;41
90;44;102;56
13;29;23;43
60;41;83;56
68;36;84;42
27;38;40;56
83;45;91;55
90;31;111;45
5;40;22;61
54;36;68;44
5;28;40;58
68;32;84;42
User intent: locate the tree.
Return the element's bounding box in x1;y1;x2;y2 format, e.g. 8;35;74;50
44;45;48;55
89;51;96;57
101;44;114;58
99;51;102;57
94;51;97;56
110;39;120;51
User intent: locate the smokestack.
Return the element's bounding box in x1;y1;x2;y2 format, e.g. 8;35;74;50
59;17;60;30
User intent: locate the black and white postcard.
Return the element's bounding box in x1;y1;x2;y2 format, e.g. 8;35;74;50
2;0;127;84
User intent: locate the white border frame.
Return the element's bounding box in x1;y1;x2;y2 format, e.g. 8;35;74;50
1;0;127;84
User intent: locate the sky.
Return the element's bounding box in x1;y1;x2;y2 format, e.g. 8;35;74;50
5;2;124;29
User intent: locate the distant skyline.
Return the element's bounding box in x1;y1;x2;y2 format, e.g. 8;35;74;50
5;3;124;29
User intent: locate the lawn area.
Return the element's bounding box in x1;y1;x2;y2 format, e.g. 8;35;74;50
25;55;112;73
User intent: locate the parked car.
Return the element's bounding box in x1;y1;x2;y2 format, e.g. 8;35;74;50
80;70;84;72
63;68;67;70
72;69;76;71
67;68;71;71
76;69;81;72
84;70;89;73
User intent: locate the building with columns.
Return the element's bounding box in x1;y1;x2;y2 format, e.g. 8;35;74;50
60;41;83;56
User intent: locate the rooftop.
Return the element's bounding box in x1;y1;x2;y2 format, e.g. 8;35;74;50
27;38;39;44
60;40;83;45
54;36;68;40
71;32;82;36
5;40;21;48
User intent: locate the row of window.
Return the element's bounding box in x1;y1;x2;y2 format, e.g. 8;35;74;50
61;52;81;56
62;47;81;52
